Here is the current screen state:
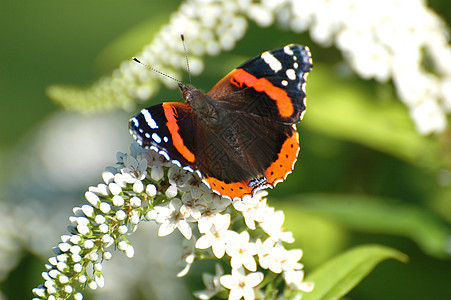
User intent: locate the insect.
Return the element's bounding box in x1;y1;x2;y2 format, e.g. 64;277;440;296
129;44;312;200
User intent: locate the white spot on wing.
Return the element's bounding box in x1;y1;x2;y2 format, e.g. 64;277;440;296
284;45;294;55
163;136;169;143
152;133;162;143
282;80;288;86
201;178;211;189
300;107;306;120
261;51;282;72
184;166;194;172
142;109;159;129
286;69;296;80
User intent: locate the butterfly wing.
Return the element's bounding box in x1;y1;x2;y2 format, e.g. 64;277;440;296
195;110;299;199
129;102;199;171
198;44;312;198
207;44;312;124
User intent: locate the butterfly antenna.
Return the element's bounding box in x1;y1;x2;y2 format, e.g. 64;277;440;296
180;34;192;85
132;57;184;85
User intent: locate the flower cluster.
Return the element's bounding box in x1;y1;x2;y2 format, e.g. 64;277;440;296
48;0;451;135
277;0;451;134
32;143;312;300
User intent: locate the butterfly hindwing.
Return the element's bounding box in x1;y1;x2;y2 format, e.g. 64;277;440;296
195;110;299;198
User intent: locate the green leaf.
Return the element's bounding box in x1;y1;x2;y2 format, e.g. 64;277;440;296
302;244;407;300
281;194;451;258
305;64;439;167
282;209;349;267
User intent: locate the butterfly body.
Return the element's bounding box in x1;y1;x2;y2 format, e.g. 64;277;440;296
129;44;312;200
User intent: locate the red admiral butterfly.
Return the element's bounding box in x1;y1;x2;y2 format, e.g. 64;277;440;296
129;44;312;200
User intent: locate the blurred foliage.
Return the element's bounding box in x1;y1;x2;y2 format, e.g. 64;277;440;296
1;0;451;299
303;245;408;300
306;64;440;167
285;194;451;259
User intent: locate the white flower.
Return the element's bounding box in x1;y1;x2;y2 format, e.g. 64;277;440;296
233;192;269;230
102;170;115;184
226;231;258;272
255;238;277;271
81;205;94;218
199;191;231;218
94;183;110;196
146;184;157;197
108;182;122;195
83;240;95;253
88;280;98;290
178;174;204;193
130;196;142;207
283;270;314;293
112;195;125;206
177;237;196;278
133;180;144;193
95;274;105;288
272;245;304;274
125;246;135;258
115;210;126;221
168;166;193;187
154;199;192;239
121;155;147;183
84;191;100;207
180;192;208;220
259;210;294;243
113;173;129;187
196;214;237;258
220;268;263;300
256;240;304;274
116;151;127;165
165;184;179;198
74;292;83;300
410;99;447;135
193;264;225;300
131;143;168;168
248;4;274;28
32;286;46;298
150;166;165;181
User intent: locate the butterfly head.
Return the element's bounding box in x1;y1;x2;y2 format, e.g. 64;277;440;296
179;82;202;104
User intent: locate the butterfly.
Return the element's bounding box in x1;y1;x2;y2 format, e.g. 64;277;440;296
129;44;312;200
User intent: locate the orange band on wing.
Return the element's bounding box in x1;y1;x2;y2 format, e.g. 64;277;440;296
231;68;294;118
203;176;254;200
203;130;299;200
162;103;196;163
265;129;299;185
